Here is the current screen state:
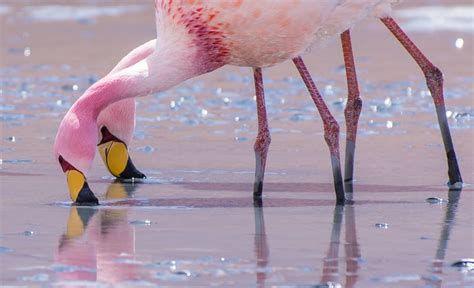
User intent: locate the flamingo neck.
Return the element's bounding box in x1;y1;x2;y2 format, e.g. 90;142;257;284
72;44;210;119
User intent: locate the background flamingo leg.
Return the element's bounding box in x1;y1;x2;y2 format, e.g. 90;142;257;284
340;30;362;195
381;17;462;188
252;67;271;199
293;57;345;203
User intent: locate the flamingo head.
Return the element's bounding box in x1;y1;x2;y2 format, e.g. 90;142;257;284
54;107;99;205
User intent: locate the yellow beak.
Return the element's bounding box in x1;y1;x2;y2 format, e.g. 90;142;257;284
97;127;146;180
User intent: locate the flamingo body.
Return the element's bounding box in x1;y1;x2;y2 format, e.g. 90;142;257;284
54;0;463;205
155;0;398;68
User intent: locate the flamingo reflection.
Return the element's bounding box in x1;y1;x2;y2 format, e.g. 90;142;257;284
253;200;269;287
320;203;361;287
54;181;141;284
425;189;462;287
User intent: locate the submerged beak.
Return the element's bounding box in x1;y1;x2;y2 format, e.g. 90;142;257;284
98;126;146;180
59;156;99;206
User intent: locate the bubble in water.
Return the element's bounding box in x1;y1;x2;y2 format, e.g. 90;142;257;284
384;97;392;107
455;38;464;49
375;223;389;229
234;136;248;142
324;85;334;96
23;230;34;236
23;47;31;57
170;101;176;109
174;270;191;277
7;136;15;142
425;197;444;204
130;220;151;225
223;97;230;105
386;121;393;129
200;109;208;117
72;84;79;91
406;87;413;97
451;259;474;270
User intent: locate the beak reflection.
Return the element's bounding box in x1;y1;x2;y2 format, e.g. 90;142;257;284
55;181;140;283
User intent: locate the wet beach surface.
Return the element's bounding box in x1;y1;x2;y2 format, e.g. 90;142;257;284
1;0;473;286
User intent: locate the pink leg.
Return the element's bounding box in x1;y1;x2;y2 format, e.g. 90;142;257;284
253;67;271;198
341;30;362;194
381;17;462;188
293;57;345;202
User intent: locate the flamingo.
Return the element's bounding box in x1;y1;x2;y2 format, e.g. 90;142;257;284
54;0;463;205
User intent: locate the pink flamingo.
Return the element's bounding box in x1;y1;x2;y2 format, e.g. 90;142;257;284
55;0;463;205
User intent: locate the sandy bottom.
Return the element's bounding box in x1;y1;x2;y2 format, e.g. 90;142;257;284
1;1;473;287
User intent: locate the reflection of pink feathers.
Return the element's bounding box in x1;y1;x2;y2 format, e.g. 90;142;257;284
54;210;137;283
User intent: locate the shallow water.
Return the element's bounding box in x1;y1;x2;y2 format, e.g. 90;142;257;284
1;0;473;287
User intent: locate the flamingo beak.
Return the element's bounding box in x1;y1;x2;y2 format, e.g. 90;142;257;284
98;127;146;180
59;156;99;206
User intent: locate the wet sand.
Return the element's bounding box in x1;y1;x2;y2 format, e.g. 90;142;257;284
1;0;473;286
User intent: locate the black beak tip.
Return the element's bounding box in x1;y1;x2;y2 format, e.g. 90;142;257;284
73;182;100;206
118;158;146;180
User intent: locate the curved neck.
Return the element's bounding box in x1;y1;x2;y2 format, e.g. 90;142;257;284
72;46;204;118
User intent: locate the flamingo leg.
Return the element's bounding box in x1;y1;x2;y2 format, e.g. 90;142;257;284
293;57;345;203
340;30;362;195
253;67;271;199
381;17;462;188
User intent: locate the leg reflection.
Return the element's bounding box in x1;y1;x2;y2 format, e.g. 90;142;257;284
320;203;361;287
55;182;142;284
425;189;462;287
344;204;360;288
254;201;269;288
105;180;141;200
321;205;344;284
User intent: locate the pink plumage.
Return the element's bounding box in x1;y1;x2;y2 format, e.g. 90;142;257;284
55;0;462;205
